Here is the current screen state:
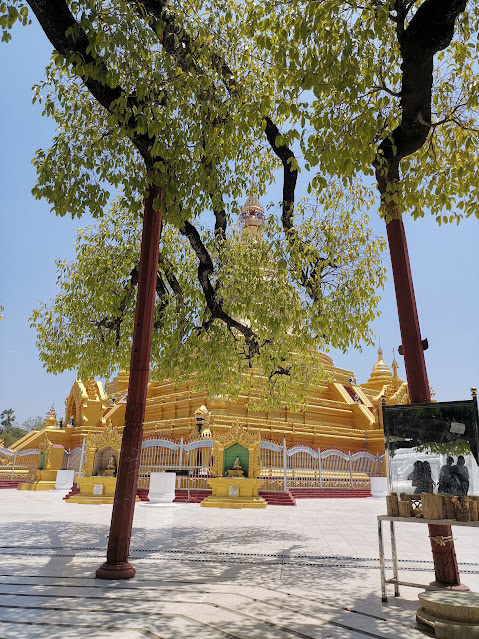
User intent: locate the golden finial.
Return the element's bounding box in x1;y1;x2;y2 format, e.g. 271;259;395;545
472;388;477;398
377;340;383;360
46;403;56;419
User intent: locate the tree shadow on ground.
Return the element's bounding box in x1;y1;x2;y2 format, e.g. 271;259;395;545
0;517;435;638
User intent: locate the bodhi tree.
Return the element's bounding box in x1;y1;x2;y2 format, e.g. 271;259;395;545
247;0;479;399
3;0;387;577
248;0;479;223
247;0;478;587
2;0;385;403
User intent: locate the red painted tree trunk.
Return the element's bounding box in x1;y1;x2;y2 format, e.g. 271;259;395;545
386;217;462;587
96;184;163;580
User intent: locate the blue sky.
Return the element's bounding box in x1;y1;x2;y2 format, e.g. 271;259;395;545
0;20;478;427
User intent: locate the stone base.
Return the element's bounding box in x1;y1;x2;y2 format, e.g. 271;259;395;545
18;470;58;491
68;495;141;504
96;561;136;580
140;502;177;508
417;608;479;638
370;477;388;498
416;591;479;638
18;481;56;491
201;477;266;509
147;472;176;503
68;495;114;504
201;496;267;508
66;476;139;504
98;469;116;477
429;581;470;592
55;470;75;490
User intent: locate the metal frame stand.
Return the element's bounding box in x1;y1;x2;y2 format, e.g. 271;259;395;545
378;515;479;602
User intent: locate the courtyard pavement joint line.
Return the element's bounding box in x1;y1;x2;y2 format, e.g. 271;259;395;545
208;600;405;639
0;615;176;639
1;545;478;566
0;583;419;635
2;550;479;573
212;593;420;632
0;603;340;639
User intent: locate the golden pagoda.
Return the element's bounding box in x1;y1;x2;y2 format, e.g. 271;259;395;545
4;347;406;493
361;346;409;406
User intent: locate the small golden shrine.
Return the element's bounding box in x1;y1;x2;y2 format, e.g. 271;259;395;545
201;422;267;508
67;424;125;504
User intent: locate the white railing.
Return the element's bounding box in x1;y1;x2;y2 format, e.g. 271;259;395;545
259;439;284;491
0;447;41;481
137;435;214;490
0;434;385;491
133;435;385;493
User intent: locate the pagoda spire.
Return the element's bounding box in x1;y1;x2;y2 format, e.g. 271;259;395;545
238;176;265;237
45;403;57;428
363;343;393;391
391;348;399;379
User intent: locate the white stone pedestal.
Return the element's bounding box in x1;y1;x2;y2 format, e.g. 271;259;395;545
147;472;176;504
54;470;75;491
370;477;388;498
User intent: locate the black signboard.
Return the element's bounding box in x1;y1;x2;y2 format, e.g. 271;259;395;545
381;398;479;496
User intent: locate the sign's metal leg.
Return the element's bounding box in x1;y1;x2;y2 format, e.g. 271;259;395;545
390;520;400;597
378;518;387;602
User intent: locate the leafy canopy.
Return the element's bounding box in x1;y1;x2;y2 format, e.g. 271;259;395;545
4;0;393;406
31;186;385;408
0;409;44;447
247;0;479;224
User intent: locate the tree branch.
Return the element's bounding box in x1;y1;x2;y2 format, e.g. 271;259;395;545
153;271;169;330
179;221;261;358
263;117;326;304
417;103;467;128
263;116;297;234
95;264;139;347
375;0;468;188
133;0;237;95
26;0;162;167
133;0;230;241
157;253;187;338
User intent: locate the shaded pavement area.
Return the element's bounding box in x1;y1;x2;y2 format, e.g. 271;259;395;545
0;491;478;638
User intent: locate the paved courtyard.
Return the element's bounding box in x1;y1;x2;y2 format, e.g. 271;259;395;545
0;491;478;638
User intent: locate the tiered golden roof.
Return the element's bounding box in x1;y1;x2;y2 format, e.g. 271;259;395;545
363;346;393;392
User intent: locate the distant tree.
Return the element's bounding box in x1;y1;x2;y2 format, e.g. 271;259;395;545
1;427;29;448
21;416;46;432
0;412;46;448
0;409;16;430
0;410;30;447
4;0;387;408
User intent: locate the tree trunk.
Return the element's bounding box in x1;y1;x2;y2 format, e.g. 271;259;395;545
96;183;163;580
385;205;463;587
